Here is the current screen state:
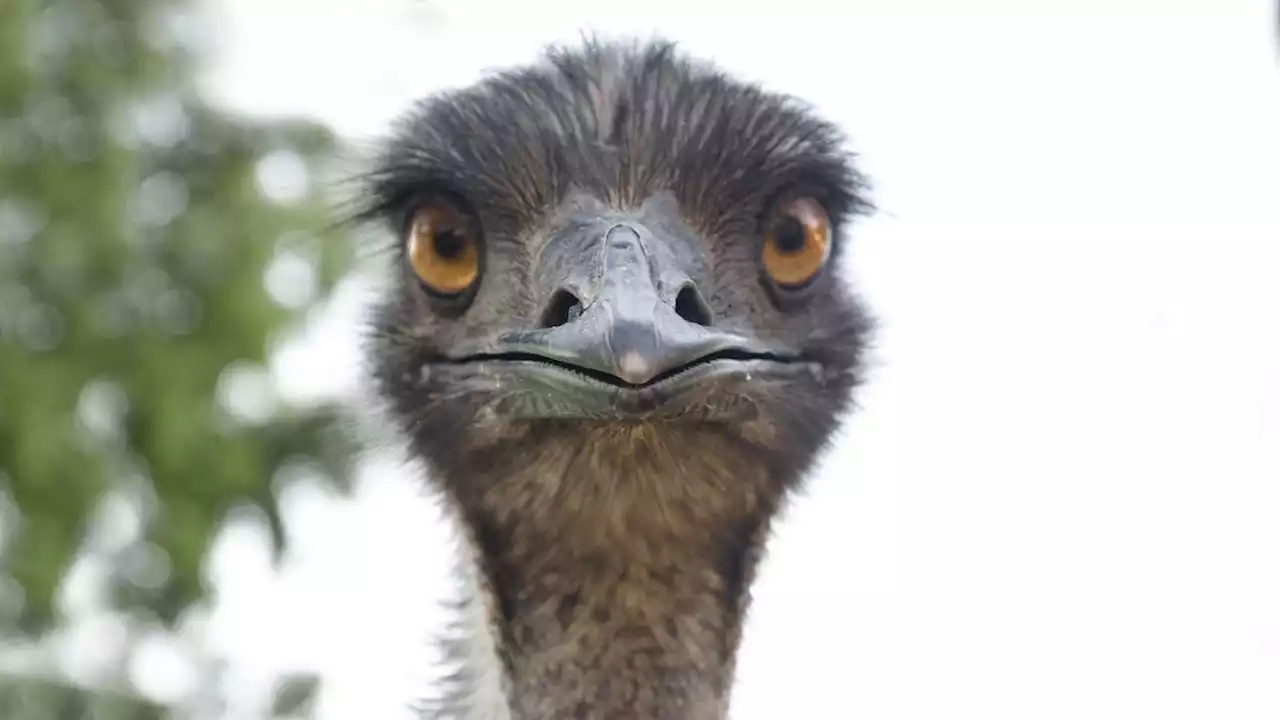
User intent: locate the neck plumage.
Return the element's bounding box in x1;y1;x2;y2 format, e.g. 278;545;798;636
428;424;785;719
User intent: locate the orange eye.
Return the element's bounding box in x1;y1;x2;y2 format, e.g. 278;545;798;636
407;199;481;296
761;197;832;288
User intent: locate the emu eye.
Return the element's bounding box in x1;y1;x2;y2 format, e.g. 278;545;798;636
761;197;832;289
407;199;482;296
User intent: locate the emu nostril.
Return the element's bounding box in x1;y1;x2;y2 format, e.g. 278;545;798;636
674;284;714;327
540;289;584;329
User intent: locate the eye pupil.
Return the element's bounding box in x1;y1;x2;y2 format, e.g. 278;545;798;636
774;217;806;254
434;229;465;259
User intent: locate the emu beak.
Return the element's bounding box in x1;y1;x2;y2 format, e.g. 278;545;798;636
498;222;778;388
548;224;707;385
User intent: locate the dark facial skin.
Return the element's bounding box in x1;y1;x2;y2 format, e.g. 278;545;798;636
405;191;836;422
354;39;874;718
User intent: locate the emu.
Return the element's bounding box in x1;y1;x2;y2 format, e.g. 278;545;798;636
354;38;874;719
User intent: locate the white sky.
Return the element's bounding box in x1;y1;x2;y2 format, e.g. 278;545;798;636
195;1;1280;718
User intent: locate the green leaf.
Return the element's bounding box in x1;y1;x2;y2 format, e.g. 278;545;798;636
270;674;322;718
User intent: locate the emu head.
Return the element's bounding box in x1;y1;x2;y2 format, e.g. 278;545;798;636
358;41;872;496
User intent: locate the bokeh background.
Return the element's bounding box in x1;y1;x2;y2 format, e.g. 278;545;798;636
2;1;1278;719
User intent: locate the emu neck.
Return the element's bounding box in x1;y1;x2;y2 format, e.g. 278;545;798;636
448;424;782;719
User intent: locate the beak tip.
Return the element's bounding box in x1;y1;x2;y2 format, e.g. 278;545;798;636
616;351;655;385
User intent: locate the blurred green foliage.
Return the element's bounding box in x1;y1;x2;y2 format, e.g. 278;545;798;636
0;0;354;651
0;675;162;720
